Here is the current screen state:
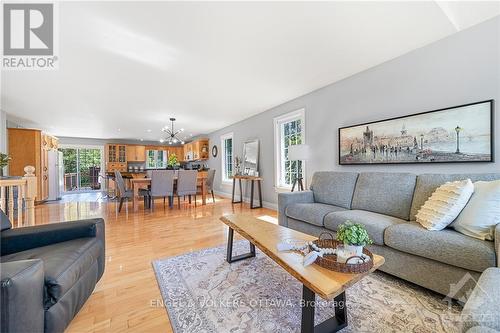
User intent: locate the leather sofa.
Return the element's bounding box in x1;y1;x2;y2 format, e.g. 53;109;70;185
278;171;500;300
0;210;105;333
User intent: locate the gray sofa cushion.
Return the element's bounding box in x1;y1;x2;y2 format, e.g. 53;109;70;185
462;267;500;332
385;223;495;272
285;203;346;227
1;237;102;308
410;173;500;221
351;172;416;220
324;210;405;245
310;172;359;209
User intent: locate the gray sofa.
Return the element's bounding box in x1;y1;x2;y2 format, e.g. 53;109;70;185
0;210;105;333
278;171;500;300
462;267;500;333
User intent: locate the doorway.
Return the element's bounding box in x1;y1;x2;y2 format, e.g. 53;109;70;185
59;146;105;192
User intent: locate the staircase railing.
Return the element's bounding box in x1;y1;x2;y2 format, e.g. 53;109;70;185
0;166;37;227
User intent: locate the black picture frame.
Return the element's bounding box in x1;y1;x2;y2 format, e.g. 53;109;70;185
338;100;494;165
211;145;218;158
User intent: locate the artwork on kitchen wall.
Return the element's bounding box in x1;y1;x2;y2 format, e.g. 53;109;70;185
339;100;494;165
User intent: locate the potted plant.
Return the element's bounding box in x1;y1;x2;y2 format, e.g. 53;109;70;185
234;156;242;175
336;221;373;257
0;153;11;178
167;153;179;169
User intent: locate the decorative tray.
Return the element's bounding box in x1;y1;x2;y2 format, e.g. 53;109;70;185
311;232;374;273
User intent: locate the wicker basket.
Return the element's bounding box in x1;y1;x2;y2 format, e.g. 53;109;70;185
311;232;374;273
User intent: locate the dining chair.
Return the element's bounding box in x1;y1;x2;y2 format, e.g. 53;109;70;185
145;170;175;211
114;171;148;212
176;170;198;208
206;169;216;203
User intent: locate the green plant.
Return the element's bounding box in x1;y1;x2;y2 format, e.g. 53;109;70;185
336;221;373;246
168;153;179;167
0;153;11;168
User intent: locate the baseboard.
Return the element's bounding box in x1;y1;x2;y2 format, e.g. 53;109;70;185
214;190;277;211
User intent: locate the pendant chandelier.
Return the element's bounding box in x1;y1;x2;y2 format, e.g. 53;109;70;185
160;118;185;144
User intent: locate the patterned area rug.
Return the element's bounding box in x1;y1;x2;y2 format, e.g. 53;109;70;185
152;241;462;333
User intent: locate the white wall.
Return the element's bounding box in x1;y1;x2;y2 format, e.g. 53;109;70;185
207;17;500;207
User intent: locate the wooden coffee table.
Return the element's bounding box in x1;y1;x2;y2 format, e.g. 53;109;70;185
220;214;385;333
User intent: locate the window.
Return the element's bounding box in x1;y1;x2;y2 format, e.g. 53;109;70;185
221;132;233;183
274;109;305;190
146;150;167;169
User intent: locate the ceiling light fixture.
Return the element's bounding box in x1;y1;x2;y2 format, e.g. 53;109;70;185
161;118;185;145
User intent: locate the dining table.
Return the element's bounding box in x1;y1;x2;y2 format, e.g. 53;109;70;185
129;174;208;212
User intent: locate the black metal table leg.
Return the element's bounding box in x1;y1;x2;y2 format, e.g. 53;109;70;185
250;179;263;209
239;179;243;203
232;178;242;204
258;180;263;208
250;180;255;207
301;286;347;333
226;227;256;263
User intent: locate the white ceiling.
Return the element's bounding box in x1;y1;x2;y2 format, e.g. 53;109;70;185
2;1;499;141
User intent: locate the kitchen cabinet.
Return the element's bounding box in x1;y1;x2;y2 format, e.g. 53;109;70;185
8;128;58;202
183;143;193;161
182;138;209;162
105;144;127;172
126;145;145;162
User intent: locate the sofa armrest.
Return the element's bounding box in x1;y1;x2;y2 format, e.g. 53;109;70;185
277;191;314;227
1;260;45;333
462;267;500;332
1;218;105;256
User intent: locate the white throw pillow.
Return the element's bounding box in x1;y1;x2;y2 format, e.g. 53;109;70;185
452;180;500;240
416;179;474;231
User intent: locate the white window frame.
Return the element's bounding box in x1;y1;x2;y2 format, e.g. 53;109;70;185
146;149;168;169
273;108;306;191
221;132;234;184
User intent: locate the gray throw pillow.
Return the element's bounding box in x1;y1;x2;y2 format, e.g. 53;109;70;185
1;209;12;231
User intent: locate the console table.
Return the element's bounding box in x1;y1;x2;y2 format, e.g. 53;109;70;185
231;175;263;209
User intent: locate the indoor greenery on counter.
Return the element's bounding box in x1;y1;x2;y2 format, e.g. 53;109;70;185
336;221;373;246
168;153;179;168
0;153;11;177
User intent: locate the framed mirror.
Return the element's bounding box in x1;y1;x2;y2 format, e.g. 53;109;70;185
242;139;259;176
211;145;218;158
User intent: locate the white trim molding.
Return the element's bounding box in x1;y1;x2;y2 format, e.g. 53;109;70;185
273;108;306;192
220;132;234;184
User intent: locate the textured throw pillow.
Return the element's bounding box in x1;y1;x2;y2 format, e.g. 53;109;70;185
1;209;12;231
452;180;500;240
416;179;474;231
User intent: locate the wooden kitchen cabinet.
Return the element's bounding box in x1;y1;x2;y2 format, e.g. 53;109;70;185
182;138;209;162
126;145;145;162
167;146;183;160
105;144;127;172
8;128;57;202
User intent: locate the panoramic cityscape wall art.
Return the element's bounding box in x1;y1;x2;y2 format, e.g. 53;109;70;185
339;100;494;165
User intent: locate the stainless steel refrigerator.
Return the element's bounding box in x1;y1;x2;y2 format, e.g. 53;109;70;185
48;150;63;200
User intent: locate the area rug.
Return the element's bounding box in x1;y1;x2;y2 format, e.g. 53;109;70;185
152;241;462;333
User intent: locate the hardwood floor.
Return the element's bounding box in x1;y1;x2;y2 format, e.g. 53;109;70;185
33;192;277;333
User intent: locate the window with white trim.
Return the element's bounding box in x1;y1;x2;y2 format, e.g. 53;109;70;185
146;150;167;169
274;109;305;190
221;133;233;183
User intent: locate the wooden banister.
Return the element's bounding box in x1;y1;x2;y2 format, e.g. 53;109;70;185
0;166;37;227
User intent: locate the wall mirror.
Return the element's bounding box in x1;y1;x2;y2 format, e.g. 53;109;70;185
242;139;259;176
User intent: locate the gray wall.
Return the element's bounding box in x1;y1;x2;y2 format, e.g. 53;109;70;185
207;17;500;208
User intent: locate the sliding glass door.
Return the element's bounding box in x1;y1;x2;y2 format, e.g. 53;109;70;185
59;146;104;192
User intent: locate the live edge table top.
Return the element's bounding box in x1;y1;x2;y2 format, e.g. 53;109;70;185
219;214;385;300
